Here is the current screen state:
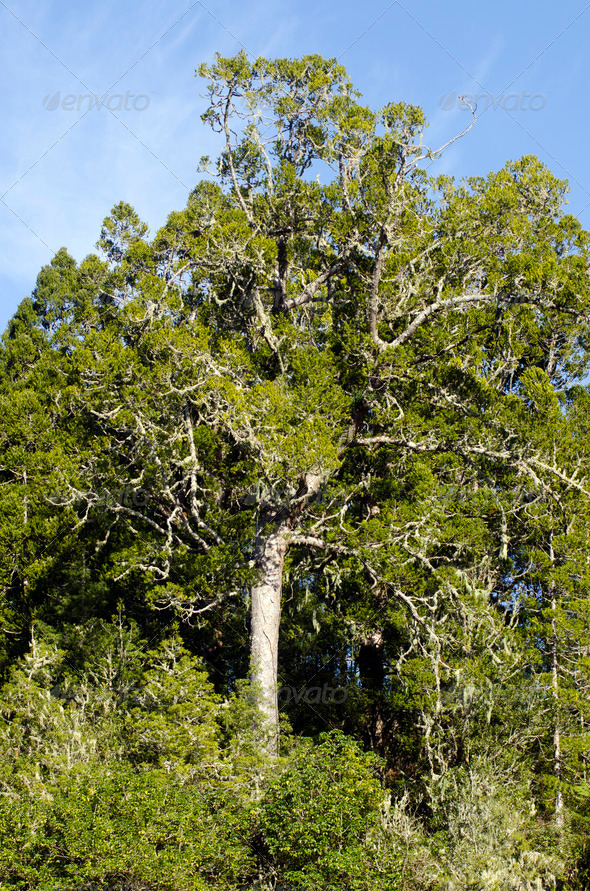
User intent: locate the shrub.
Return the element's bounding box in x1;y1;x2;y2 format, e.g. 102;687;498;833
257;730;405;890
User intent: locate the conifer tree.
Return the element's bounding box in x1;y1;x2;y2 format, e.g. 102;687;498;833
16;53;590;759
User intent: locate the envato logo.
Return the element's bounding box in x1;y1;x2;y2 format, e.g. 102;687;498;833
279;684;348;705
42;90;150;113
94;487;151;508
439;90;546;112
46;485;151;509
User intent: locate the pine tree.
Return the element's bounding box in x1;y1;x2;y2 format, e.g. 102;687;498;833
13;53;590;761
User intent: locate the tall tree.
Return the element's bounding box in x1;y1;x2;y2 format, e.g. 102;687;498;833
26;53;590;756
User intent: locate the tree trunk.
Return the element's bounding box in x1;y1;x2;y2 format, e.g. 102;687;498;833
250;512;288;756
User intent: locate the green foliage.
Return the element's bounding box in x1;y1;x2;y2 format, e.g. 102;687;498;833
0;764;253;890
4;49;590;889
123;634;222;770
427;759;565;890
258;731;405;890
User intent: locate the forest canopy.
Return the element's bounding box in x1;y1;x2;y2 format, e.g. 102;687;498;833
2;51;590;889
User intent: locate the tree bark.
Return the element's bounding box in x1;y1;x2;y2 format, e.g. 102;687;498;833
250;511;288;756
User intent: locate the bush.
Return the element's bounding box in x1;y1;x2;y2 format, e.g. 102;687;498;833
257;730;405;890
0;763;254;890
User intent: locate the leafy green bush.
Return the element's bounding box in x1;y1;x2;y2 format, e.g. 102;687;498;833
0;625;255;890
0;763;254;890
257;731;405;890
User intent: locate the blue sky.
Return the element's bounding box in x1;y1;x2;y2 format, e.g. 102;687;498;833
1;0;590;332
